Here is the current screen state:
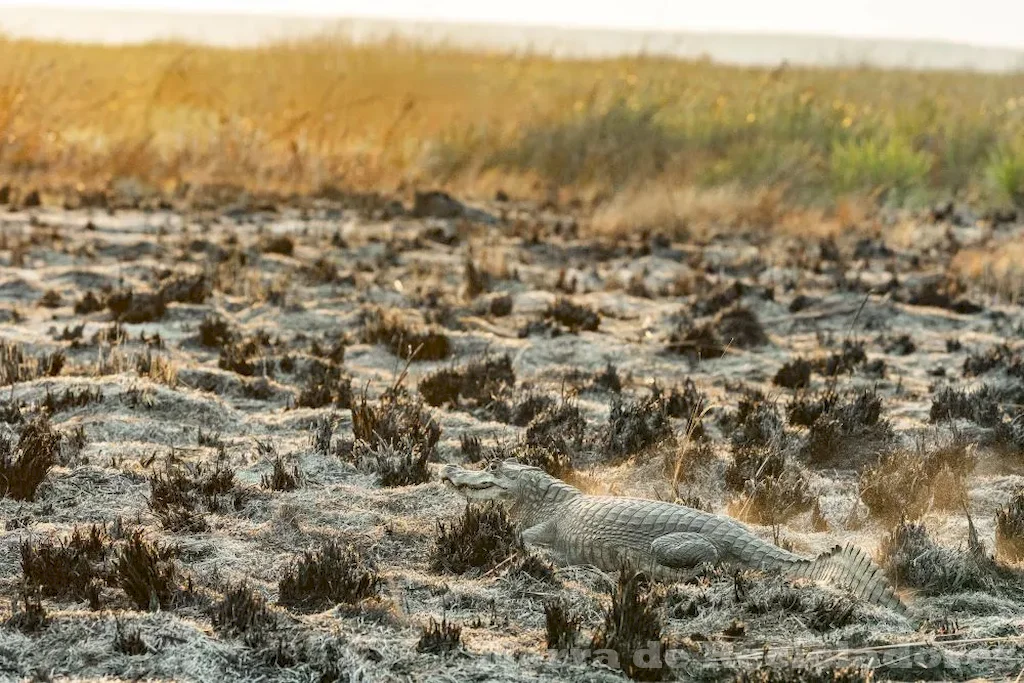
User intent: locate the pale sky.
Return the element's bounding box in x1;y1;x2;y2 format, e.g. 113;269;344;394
3;0;1024;50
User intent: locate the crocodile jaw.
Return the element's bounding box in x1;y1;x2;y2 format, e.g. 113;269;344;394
439;465;511;501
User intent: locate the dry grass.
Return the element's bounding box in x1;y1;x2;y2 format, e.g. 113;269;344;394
589;184;815;238
1;35;1023;218
951;241;1024;303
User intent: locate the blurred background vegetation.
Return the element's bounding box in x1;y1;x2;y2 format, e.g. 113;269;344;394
1;34;1023;212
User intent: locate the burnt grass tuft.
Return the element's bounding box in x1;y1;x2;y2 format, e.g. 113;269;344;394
42;385;103;414
158;272;210;305
351;388;439;486
485;389;557;427
667;321;725;359
693;279;747;317
713;305;768;349
113;620;149;655
1;413;61;501
198;315;235;348
545;297;600;332
885;334;916;356
261;456;300;491
430;502;524;576
460;433;482;462
510;552;559;584
653;379;707;438
261;234;295;256
723;394;815;524
6;586;49;633
859;437;976;522
773;358;812;389
211;582;278;641
602;394;674;462
995;489;1024;563
416;617;464;654
879;519;995;595
197;428;225;448
295;359;353;409
418;353;516;408
1;340;65;386
361;309;451;361
590;570;669;681
488;293;513;317
115;530;183;611
106;288;167;324
787;389;837;428
39;289;62;308
666;305;768;357
309;418;334;456
92;322;129;346
74;290;106;315
930;384;1005;429
729;390;784;451
309;336;347;365
217;333;276;377
352;388;440;453
525;400;586;457
726;442;815;526
962;344;1023;378
372;441;431;487
544;598;582;650
743;583;857;633
147;462;244;532
21;524;111;605
815;340;868;377
277;540;381;611
798;388;893;466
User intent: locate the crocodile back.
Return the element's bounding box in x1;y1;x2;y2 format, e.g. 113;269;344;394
554;495;800;570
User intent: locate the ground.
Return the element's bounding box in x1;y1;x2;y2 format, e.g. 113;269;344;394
0;193;1023;681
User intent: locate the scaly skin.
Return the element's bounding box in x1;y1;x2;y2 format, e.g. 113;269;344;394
440;460;906;612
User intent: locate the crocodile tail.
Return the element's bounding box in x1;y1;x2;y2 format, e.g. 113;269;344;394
791;543;907;613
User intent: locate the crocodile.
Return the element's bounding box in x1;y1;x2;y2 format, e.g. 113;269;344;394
440;459;907;613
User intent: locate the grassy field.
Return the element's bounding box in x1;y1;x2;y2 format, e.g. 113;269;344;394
1;34;1024;214
7;29;1024;683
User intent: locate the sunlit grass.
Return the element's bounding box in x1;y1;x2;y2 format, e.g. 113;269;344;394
829;137;933;200
985;142;1024;205
0;33;1023;212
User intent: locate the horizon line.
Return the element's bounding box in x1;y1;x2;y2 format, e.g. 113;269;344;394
1;3;1023;54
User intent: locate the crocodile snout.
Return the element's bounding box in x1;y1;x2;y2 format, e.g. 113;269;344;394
439;464;459;485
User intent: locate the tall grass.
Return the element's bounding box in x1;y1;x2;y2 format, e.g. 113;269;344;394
1;33;1023;210
985;142;1024;205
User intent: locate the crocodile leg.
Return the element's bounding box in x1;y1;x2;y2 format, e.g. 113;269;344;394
521;520;556;546
651;532;719;568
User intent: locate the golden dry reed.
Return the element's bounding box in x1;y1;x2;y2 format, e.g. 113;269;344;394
1;32;1023;210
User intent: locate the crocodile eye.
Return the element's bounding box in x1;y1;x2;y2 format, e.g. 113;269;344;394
487;461;499;472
